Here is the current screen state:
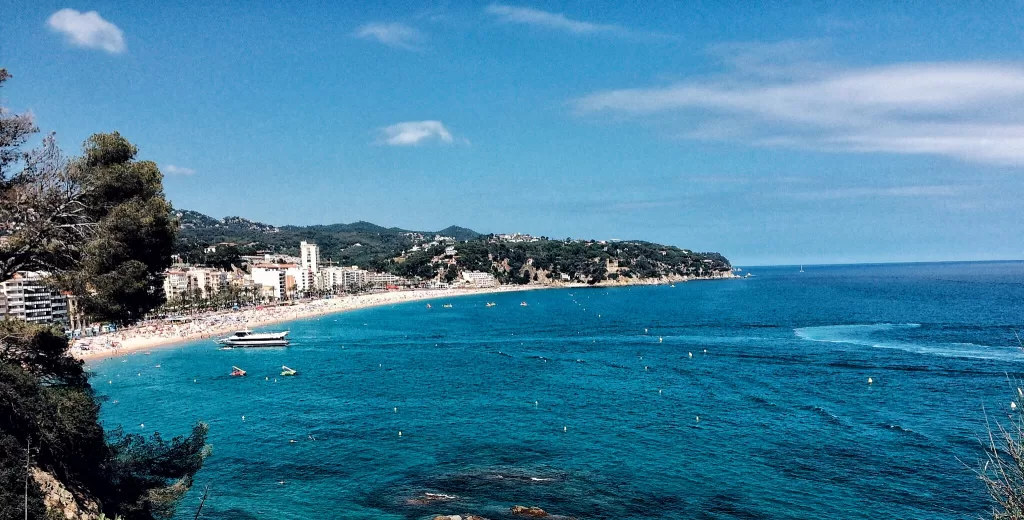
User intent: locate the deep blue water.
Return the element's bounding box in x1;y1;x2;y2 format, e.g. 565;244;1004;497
91;261;1024;519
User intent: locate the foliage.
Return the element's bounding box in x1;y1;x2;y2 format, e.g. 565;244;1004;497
981;384;1024;519
0;70;208;520
58;133;178;323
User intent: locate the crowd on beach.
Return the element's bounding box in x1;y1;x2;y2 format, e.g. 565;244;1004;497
70;287;536;361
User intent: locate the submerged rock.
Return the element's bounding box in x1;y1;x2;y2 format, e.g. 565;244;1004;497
510;505;549;517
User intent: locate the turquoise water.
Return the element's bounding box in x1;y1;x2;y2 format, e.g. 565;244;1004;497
91;262;1024;519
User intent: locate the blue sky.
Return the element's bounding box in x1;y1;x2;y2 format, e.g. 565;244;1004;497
5;1;1024;265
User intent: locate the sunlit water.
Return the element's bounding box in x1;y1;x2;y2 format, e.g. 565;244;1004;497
91;261;1024;519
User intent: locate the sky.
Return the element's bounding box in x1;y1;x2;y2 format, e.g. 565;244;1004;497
4;1;1024;266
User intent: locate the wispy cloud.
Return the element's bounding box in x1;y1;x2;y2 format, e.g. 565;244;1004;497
781;185;963;201
163;164;195;176
47;8;126;54
574;41;1024;166
484;4;664;39
379;121;463;146
352;22;423;50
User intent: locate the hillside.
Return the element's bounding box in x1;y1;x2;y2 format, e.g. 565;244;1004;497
386;238;733;285
173;210;733;285
174;210;481;266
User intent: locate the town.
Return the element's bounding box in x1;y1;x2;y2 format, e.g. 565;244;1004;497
0;239;499;328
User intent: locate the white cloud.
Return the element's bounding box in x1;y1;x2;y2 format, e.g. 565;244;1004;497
485;4;622;34
379;121;462;146
47;8;126;54
484;4;664;39
574;43;1024;166
163;164;195;176
353;22;423;50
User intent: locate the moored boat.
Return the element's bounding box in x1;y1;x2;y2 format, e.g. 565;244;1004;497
280;365;297;376
216;329;289;347
231;366;246;377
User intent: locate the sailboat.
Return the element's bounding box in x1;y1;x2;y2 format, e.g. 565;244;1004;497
231;366;246;377
280;366;297;376
799;265;805;273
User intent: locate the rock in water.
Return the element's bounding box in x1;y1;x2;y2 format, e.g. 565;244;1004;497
511;505;549;517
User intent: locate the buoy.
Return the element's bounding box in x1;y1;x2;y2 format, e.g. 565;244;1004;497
703;349;707;354
108;380;112;384
645;328;648;334
242;415;245;421
659;337;663;343
563;426;567;432
658;389;663;394
266;376;269;381
645;366;649;371
398;431;403;437
695;416;700;423
193;378;197;383
140;423;145;428
688;352;693;358
394;407;398;413
535;401;539;406
868;377;874;384
289;439;296;443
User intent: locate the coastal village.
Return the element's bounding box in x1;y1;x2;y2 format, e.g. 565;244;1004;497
0;237;498;330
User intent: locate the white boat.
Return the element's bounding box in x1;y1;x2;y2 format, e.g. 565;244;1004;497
215;329;290;347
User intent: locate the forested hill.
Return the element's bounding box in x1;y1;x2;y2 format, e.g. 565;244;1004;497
389;239;733;285
174;209;734;285
174;209;481;266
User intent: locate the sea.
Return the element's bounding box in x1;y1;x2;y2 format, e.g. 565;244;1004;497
90;261;1024;519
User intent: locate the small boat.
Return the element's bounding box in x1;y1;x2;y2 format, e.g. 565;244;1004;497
280;366;297;376
216;329;289;347
486;302;497;307
426;304;432;309
231;366;246;377
520;301;528;307
442;304;453;308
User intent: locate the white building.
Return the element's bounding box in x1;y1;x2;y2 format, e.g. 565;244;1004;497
162;267;229;301
366;272;406;289
299;241;320;291
251;264;291;300
462;271;498;287
0;272;69;325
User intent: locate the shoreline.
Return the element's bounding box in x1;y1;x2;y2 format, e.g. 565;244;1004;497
74;274;737;362
74;285;551;362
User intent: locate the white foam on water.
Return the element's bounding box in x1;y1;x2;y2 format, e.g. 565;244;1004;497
794;323;1022;362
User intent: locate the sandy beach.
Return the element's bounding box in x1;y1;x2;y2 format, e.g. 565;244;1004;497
72;285;549;361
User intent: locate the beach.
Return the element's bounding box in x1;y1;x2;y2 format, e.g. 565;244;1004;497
71;285;546;361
